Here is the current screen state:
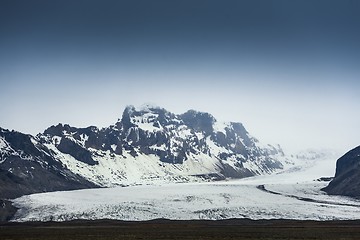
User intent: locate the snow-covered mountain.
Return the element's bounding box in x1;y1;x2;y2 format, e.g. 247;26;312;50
1;105;288;199
38;105;287;185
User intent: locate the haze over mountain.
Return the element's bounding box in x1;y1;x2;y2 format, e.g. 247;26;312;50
1;0;359;154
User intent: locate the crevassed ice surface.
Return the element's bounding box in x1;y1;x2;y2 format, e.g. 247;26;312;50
12;155;360;221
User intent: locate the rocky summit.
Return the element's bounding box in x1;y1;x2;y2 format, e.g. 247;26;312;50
0;105;287;200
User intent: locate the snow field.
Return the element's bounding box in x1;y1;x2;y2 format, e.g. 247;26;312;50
12;155;360;222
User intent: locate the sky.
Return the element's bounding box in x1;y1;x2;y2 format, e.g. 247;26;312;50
0;0;359;154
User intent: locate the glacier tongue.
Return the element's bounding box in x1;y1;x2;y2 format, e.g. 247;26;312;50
12;152;358;222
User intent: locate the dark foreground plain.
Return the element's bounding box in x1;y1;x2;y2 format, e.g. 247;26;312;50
1;219;360;240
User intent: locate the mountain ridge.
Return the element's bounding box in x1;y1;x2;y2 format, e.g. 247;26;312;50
1;105;288;200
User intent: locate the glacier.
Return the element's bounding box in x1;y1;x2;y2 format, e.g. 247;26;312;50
12;151;360;222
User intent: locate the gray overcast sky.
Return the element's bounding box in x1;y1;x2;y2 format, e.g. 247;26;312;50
0;0;359;154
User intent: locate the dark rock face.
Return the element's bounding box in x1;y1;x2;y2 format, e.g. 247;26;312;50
180;110;215;136
322;146;360;198
57;137;97;166
0;199;17;221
